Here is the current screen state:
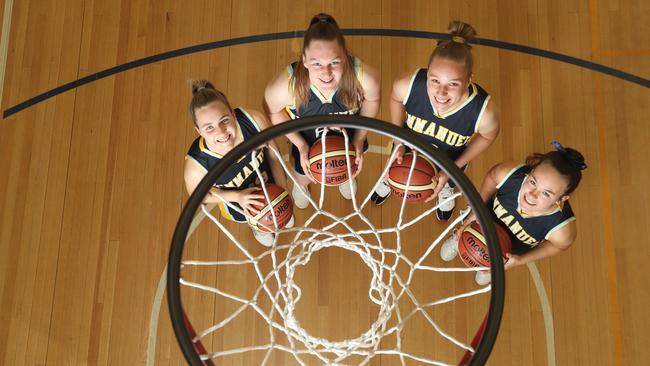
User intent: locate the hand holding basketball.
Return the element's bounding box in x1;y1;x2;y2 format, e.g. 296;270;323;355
247;184;294;232
237;187;266;215
425;172;450;202
504;253;521;270
298;145;316;183
352;138;365;178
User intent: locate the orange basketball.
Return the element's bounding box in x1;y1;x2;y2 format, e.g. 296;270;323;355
248;184;293;232
458;222;512;268
387;153;438;202
308;135;357;186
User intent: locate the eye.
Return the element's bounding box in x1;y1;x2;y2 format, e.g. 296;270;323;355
205;125;214;132
529;179;536;187
449;82;461;87
543;191;551;198
331;60;341;66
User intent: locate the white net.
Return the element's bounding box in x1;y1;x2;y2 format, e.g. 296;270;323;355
178;129;495;365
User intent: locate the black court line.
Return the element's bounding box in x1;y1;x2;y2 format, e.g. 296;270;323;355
4;28;649;119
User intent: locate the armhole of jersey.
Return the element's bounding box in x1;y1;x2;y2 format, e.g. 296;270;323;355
238;108;261;132
474;95;491;133
218;203;236;221
402;70;420;106
186;155;208;173
545;216;576;240
496;163;525;189
354;57;363;83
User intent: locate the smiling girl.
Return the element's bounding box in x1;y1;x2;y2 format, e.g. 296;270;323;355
441;141;587;284
371;21;499;222
264;13;380;208
184;80;289;247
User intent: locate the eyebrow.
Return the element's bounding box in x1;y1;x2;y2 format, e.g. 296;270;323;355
427;73;463;82
529;174;556;195
309;57;341;62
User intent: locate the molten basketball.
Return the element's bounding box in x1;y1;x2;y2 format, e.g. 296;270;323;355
458;222;512;268
248;184;293;232
308;135;357;186
387;153;438;202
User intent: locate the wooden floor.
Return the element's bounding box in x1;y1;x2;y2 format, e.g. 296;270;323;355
1;0;649;365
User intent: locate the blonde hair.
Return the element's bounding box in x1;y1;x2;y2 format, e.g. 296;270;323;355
290;13;363;112
428;21;477;76
188;80;231;127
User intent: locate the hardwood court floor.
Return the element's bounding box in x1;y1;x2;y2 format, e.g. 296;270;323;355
1;0;649;365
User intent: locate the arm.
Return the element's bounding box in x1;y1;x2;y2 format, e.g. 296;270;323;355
388;73;413;163
263;69;313;181
504;221;577;269
458;161;519;230
352;60;381;176
431;99;501;196
249;109;288;190
263;69;309;152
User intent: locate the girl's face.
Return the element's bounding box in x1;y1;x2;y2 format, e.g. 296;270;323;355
194;101;238;153
426;56;471;114
303;39;346;94
519;163;570;214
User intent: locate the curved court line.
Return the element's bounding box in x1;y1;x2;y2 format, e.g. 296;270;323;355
527;262;556;366
4;28;650;119
147;146;556;365
146;203;215;366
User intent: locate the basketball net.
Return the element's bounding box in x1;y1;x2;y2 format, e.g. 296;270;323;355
178;128;495;365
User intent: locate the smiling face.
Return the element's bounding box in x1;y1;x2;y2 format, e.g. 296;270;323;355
519;163;570;214
302;39;346;94
194;100;238;154
426;56;471;115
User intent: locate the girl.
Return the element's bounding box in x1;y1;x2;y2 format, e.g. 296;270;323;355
441;141;587;284
264;13;380;208
184;80;289;246
371;21;499;222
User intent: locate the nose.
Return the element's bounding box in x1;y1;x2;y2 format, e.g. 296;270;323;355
529;189;539;200
437;85;448;96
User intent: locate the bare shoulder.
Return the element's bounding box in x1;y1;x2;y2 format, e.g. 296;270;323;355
392;71;416;100
247;109;271;130
547;219;577;250
490;161;522;182
264;67;292;110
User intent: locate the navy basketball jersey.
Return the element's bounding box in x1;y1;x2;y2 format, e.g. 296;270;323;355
285;57;363;146
489;164;575;254
186;108;273;222
403;69;491;161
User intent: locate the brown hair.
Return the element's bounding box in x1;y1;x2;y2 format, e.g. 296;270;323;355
428;21;477;76
188;80;231;127
525;145;587;196
290;13;363;112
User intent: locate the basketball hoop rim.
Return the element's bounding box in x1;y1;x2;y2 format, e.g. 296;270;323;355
168;114;506;366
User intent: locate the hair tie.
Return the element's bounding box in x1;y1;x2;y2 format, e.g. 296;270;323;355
551;140;587;170
451;35;466;44
196;86;206;92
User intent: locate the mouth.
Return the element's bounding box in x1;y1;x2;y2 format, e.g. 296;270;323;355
523;194;536;207
434;96;451;105
216;135;231;144
319;77;334;85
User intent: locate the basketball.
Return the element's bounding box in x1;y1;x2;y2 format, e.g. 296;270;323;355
308;134;357;186
458;222;512;268
247;184;293;232
387;153;438;202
